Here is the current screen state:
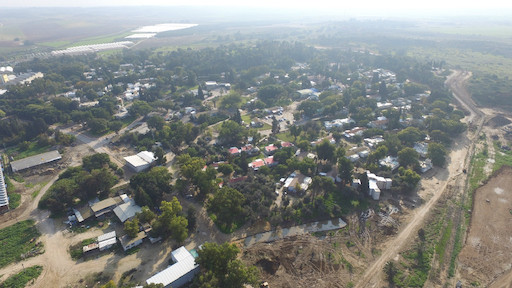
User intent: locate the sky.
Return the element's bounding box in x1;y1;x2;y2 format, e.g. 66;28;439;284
2;0;512;18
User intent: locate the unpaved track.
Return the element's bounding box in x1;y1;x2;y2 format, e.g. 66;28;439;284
355;70;485;288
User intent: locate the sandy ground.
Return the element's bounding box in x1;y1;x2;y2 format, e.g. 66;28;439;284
457;166;512;286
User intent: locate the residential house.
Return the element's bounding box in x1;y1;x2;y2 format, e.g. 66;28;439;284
368;116;388;130
119;231;146;252
324;118;354;130
419;159;433;173
379;156;400;171
113;197;142;223
364;136;385;149
413;142;429;158
228;147;241;156
264;144;278;156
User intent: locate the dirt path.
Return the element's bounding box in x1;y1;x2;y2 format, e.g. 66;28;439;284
355;70;484;288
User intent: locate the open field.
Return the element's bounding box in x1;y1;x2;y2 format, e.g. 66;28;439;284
0;220;42;269
457;166;512;286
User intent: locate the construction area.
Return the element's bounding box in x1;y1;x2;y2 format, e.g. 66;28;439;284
458;166;512;287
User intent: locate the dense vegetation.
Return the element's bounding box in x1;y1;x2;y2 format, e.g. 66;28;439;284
0;220;42;268
0;265;43;288
39;153;119;215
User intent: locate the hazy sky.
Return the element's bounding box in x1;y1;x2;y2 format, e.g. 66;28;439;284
2;0;512;18
3;0;512;9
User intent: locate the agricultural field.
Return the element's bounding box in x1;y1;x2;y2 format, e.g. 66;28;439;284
0;220;43;268
0;265;43;288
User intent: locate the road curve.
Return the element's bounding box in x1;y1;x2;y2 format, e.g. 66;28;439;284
355;70;483;288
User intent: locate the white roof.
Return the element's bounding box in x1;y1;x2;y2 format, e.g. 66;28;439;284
98;237;117;249
124;151;155;168
98;231;116;242
114;200;142;222
0;164;8;207
146;246;198;287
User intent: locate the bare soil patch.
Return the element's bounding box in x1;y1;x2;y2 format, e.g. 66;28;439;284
458;166;512;286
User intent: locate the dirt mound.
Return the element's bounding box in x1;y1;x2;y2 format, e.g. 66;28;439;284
488;115;511;128
257;258;280;275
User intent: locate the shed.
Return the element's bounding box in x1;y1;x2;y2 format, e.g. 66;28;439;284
10;150;62;172
99;237;117;251
90;197;122;217
98;231;116;242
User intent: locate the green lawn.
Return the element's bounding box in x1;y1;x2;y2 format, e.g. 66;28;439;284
7;143;51;161
0;220;42;268
0;265;43;288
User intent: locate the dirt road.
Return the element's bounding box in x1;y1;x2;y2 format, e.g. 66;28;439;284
355;70;484;287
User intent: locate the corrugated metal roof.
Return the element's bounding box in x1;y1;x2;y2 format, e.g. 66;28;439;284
90;197;118;213
0;164;8;208
98;231;116;242
113;200;142;222
98;237;117;250
146;247;198;287
10;150;62;172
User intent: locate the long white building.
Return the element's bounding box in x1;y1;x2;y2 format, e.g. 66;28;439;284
0;163;9;213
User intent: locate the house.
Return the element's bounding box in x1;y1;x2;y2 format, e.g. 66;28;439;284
368;117;388;130
264;156;277;167
205;81;218;90
241;144;260;156
379;156;400;171
248;159;265;171
419;159;433;173
347;154;360;162
119;231;146;251
114;198;142;223
344;127;366;139
264;144;278;156
283;173;312;193
364;136;385;149
124;151;156;173
90;197;123;218
413;142;429;158
98;231;117;251
0;164;8;213
146;246;200;288
365;171;392;200
250;121;264;128
281;141;294;148
10;150;62;173
228;147;241;156
324;118;354;130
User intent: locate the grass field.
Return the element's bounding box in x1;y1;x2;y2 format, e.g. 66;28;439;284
7;143;51;161
0;220;42;268
0;265;43;288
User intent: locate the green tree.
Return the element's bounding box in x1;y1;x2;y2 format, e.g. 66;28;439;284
101;280;117;288
218;120;246;146
289;124;302;141
383;261;398;286
217;163;234;176
219;92;243;111
147;115;165;130
82;153;111;171
88;118;109;134
271;116;280;135
208;187;246;231
316;139;336;163
131;166;173;208
428;142;447;167
232;109;242;125
194;242;258;287
338;157;354;185
398;167;421;190
398;147;420;169
197;84;204;100
359;172;369;195
124;217;140;238
397;126;424;146
153;197;188;242
129;100;152;117
153;146;166;165
138;206;156;223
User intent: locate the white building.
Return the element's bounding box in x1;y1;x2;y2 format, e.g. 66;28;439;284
146;246;200;288
120;232;146;251
0;163;8;213
98;231;117;251
124;151;156;172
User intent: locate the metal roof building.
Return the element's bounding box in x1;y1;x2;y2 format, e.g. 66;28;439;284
0;164;9;213
10;150;62;172
146;246;200;288
124;151;156;172
113;199;142;223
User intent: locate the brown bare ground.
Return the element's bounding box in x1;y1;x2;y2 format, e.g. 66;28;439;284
458;166;512;286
